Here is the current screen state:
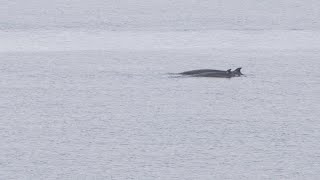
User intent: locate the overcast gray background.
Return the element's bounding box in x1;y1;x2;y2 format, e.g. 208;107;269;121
1;0;320;30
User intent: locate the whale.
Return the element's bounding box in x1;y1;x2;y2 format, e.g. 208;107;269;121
180;69;231;75
191;69;233;78
179;67;243;77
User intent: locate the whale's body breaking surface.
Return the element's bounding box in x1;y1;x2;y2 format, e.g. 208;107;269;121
179;68;243;78
192;71;232;78
180;69;230;75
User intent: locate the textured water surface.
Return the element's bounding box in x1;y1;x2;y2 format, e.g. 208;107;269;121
1;49;319;179
1;0;320;179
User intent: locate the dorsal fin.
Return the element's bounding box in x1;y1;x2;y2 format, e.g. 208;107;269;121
234;67;243;75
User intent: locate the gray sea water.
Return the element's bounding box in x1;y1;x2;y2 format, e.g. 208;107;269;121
1;0;320;179
1;49;319;179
